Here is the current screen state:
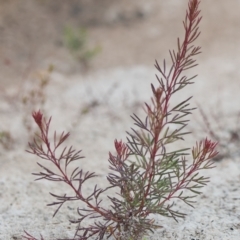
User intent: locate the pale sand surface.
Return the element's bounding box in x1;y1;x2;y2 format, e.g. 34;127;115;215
0;0;240;239
0;63;240;239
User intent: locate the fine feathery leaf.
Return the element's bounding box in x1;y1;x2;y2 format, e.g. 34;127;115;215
24;1;218;239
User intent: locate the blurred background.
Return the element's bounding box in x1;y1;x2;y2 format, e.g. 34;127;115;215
1;0;240;147
0;0;240;87
1;2;240;238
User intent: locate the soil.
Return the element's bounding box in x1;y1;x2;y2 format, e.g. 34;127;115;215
1;1;240;240
0;0;239;86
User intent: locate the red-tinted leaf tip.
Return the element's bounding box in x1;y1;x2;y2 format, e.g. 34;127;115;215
32;110;43;129
114;139;129;160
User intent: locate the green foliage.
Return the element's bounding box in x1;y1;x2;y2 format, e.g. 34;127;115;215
24;1;218;240
0;131;13;150
63;26;101;66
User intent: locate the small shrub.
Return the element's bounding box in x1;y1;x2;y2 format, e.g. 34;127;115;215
0;130;14;150
192;104;240;161
21;64;53;137
64;26;101;68
24;1;218;239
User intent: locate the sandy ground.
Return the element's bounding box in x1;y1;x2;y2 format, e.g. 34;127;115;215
1;0;240;240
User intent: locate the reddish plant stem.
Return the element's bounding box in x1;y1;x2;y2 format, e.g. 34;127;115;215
137;0;201;216
33;111;120;223
159;138;217;207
